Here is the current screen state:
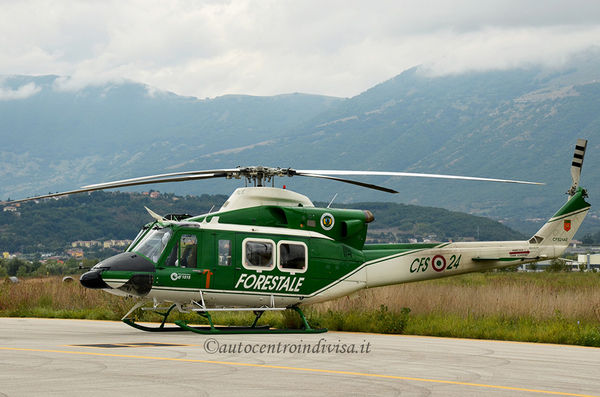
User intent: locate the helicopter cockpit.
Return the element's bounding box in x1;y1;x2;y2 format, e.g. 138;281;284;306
130;227;172;264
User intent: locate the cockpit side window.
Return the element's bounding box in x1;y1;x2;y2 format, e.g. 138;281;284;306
165;242;178;267
164;234;198;268
218;239;232;266
179;234;197;268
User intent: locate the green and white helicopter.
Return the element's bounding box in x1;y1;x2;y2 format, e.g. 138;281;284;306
6;140;590;334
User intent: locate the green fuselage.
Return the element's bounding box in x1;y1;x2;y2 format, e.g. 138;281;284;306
91;186;590;309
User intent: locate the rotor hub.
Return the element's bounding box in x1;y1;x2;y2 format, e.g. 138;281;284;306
227;166;295;187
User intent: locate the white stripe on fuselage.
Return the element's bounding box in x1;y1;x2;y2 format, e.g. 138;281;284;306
163;219;334;240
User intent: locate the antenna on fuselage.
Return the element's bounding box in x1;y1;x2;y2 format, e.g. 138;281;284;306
144;206;166;222
327;193;338;208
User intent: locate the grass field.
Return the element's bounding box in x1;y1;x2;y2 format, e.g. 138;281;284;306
312;272;600;346
1;272;599;346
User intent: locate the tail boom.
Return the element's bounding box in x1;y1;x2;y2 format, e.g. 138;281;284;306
361;188;591;289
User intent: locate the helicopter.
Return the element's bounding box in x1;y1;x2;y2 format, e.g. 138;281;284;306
3;139;590;334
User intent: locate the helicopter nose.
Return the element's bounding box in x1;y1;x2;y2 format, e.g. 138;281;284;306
80;270;109;289
79;252;156;296
89;252;156;273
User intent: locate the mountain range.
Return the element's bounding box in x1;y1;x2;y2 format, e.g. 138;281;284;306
2;49;600;237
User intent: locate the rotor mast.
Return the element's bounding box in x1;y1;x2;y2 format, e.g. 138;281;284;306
234;166;293;187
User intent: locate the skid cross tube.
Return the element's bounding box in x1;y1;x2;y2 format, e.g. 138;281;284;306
251;311;264;328
122;303;187;332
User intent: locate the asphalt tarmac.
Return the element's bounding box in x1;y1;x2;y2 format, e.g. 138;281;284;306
0;317;598;396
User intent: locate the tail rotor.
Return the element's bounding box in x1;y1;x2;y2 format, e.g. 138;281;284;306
568;138;587;197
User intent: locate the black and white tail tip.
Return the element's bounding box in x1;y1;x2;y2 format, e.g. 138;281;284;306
569;138;587;197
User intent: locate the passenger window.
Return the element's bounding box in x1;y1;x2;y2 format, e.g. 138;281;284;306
278;241;307;273
243;239;275;270
218;239;232;266
179;234;197;268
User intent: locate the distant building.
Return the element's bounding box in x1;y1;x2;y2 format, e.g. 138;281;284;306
71;240;102;248
150;191;160;198
66;249;84;258
3;206;20;216
577;254;600;271
103;239;132;248
70;239;132;250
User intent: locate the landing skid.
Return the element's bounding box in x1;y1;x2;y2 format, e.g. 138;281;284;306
121;302;327;334
122;318;271;333
122;302;183;332
122;318;188;332
175;307;327;334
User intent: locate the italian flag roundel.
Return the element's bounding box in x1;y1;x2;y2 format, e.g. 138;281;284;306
432;255;446;272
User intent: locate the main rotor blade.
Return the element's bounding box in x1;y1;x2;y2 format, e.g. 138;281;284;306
296;172;399;193
4;173;225;204
295;170;544;185
82;168;239;189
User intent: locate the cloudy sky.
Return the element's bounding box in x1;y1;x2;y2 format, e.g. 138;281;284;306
1;0;599;98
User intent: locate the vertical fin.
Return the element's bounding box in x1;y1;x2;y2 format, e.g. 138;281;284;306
531;138;591;257
532;188;590;248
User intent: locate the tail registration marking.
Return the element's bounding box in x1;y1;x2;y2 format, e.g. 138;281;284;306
410;255;461;273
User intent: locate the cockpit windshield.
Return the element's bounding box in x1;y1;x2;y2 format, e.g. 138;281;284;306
133;228;173;264
127;227;149;251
